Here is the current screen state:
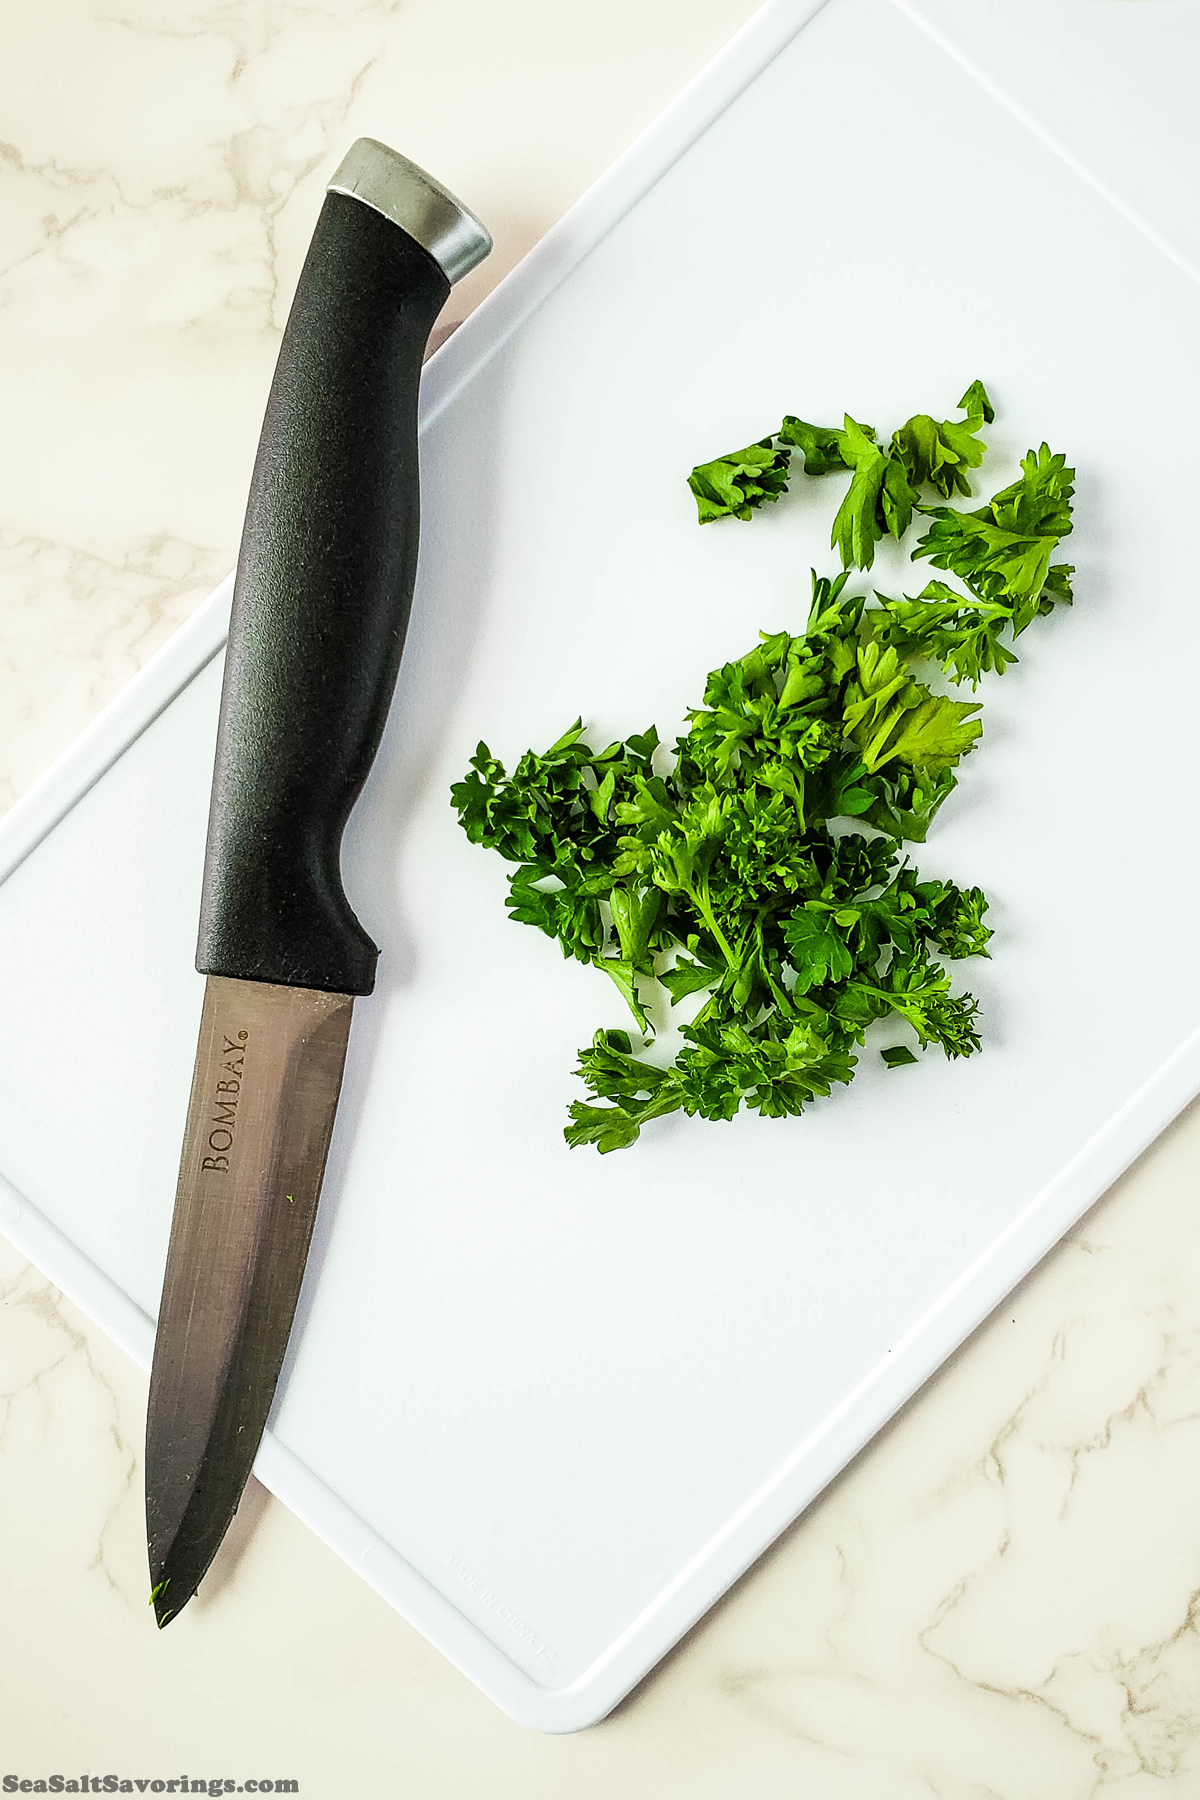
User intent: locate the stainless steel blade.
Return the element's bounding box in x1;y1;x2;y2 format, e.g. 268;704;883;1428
145;974;354;1625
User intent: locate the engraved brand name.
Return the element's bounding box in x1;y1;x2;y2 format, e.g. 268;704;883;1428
201;1030;248;1173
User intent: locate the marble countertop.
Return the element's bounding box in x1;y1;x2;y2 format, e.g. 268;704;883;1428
4;2;1200;1792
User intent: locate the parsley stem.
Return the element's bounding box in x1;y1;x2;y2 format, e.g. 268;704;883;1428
688;880;737;968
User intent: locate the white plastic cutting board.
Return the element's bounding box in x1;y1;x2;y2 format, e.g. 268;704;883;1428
2;0;1199;1732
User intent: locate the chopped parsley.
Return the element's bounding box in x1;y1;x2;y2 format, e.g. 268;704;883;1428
453;384;1075;1151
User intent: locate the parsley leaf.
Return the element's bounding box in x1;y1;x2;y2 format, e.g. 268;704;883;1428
829;416;893;570
914;443;1075;631
688;439;791;522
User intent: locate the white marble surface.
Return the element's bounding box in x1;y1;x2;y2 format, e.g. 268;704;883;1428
4;0;1200;1791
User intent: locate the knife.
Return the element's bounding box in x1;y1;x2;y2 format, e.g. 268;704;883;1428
144;138;491;1628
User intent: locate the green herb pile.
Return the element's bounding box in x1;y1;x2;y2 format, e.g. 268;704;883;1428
452;383;1075;1152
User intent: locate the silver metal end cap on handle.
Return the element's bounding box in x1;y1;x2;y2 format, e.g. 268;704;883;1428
327;138;492;287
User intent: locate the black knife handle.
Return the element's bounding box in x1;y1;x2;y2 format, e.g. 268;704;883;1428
197;146;489;996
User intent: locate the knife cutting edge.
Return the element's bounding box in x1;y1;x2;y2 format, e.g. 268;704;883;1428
144;140;491;1628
